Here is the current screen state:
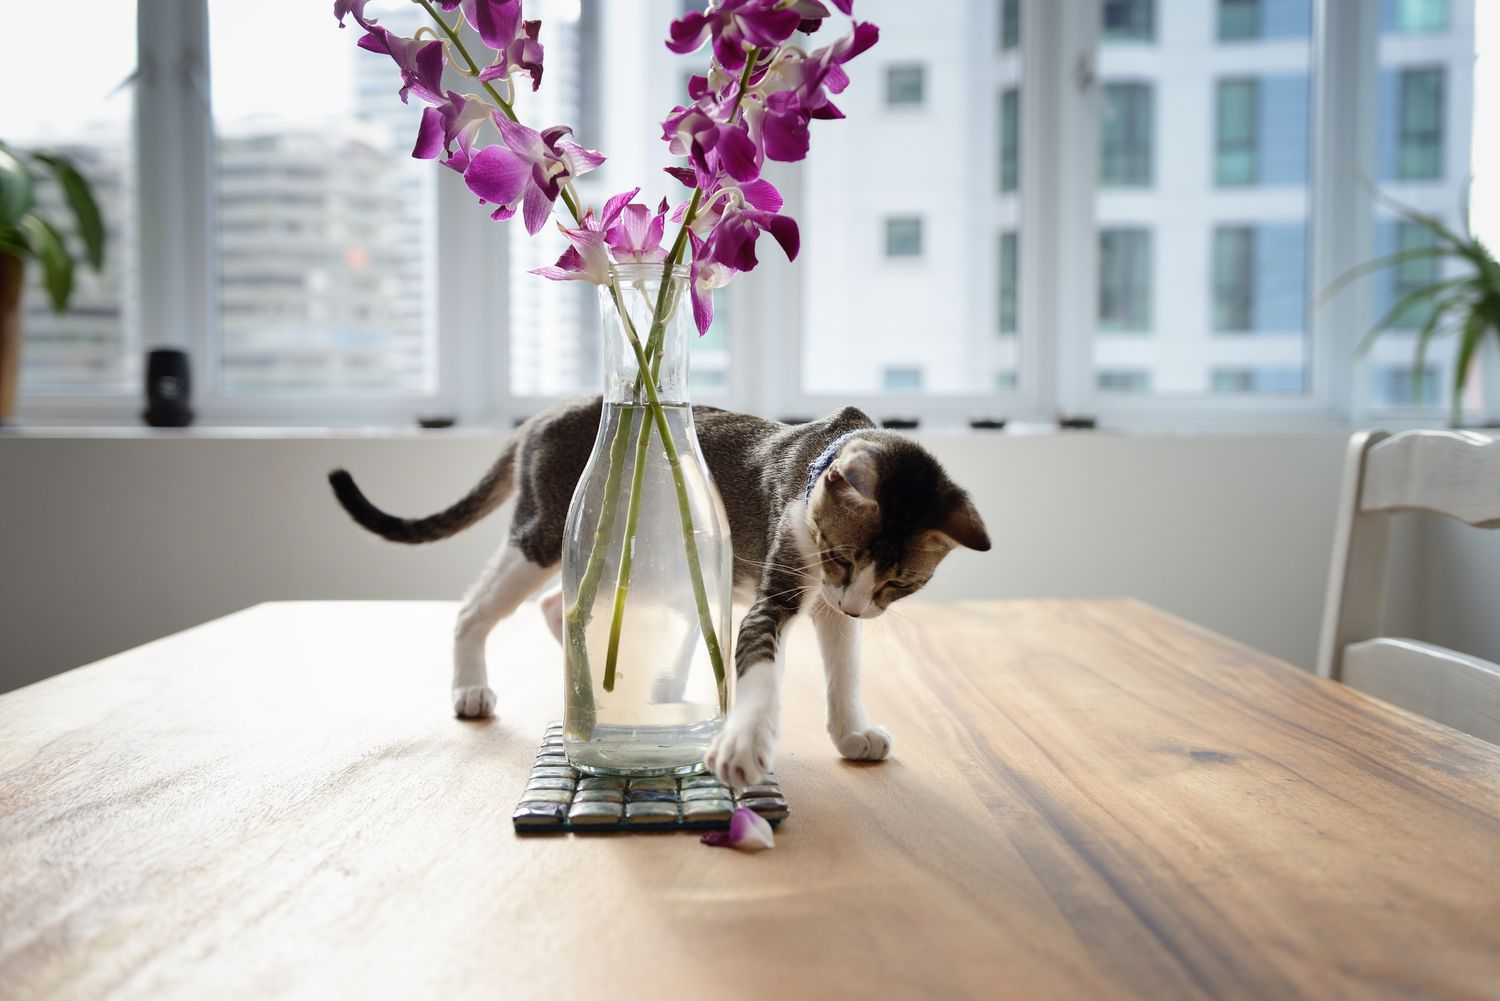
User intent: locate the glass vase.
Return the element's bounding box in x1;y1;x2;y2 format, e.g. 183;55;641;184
560;263;734;776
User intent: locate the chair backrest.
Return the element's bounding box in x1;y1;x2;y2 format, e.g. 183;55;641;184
1317;430;1500;744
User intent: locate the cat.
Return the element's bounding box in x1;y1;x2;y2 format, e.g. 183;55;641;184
328;396;990;786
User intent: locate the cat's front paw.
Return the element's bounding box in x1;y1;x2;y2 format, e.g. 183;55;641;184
834;725;892;761
452;685;497;719
706;713;777;787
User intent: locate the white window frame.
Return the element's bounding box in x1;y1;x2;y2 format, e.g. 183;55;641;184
13;0;1477;431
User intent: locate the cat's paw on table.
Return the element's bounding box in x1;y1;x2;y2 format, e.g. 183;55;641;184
706;717;777;786
834;725;893;761
452;685;497;719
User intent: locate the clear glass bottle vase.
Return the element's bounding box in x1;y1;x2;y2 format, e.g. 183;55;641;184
560;263;733;775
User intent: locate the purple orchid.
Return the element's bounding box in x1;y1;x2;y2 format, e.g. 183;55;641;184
666;0;804;74
533;189;642;284
412;91;495;170
700;807;775;850
464;116;605;233
477;18;546;92
356;29;446;106
607;199;671;264
333;0;379;32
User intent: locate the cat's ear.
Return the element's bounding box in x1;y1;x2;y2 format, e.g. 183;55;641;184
935;493;990;551
828;447;879;503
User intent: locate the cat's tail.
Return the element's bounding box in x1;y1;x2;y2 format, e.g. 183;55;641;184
327;441;517;544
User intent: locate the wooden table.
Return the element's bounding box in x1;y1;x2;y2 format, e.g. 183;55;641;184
2;600;1498;1000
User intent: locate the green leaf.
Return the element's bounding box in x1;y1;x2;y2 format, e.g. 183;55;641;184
1450;312;1489;423
0;147;34;226
18;213;72;312
0;223;29;259
1317;244;1461;306
1355;275;1475;354
32;152;105;271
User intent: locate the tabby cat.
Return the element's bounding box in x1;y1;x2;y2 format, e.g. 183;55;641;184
329;396;990;786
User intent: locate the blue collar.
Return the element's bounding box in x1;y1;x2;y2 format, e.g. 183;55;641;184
805;430;863;501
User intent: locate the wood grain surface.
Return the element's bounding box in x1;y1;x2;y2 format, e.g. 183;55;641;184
1;599;1498;1001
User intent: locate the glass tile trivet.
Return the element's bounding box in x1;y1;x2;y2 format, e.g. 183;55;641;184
512;722;790;834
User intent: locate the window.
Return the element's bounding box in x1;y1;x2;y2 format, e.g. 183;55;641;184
1390;68;1445;180
1378;220;1441;328
1372;365;1441;407
1102;0;1154;42
1213;227;1255;332
10;0;137;393
998;231;1018;334
1220;0;1312;40
1097;370;1152;393
1098;229;1152;332
1219;0;1260;40
882;366;924;391
885;218;923;257
1000;0;1020;50
1216;79;1258;185
1101;83;1153;186
885;65;924;106
15;1;1479;430
1384;0;1448;33
210;0;439;396
1211;367;1306;393
999;88;1020;193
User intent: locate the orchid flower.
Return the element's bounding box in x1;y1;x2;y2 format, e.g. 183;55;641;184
478;18;545;92
606;199;671;265
700;807;775;851
666;0;804;74
357;29;445;106
533;189;642;284
464;117;604;233
412;91;495;170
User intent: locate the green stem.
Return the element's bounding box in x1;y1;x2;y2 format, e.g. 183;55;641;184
595;52;762;692
609;283;728;707
416;0;582;225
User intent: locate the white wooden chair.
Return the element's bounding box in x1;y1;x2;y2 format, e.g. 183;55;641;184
1318;429;1500;744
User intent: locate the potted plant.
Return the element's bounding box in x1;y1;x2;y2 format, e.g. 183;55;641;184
0;142;106;421
1329;190;1500;425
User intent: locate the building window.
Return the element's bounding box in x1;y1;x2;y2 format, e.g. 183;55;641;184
1000;0;1020;50
1098;229;1151;332
885;217;923;257
1379;219;1441;327
1096;369;1152;393
1213;226;1255;331
1372;365;1440;407
882;366;924;391
1102;0;1154;42
998;231;1018;334
1210;367;1306;394
1219;0;1260;39
1216;79;1258;185
1101;83;1153;186
999;88;1020;193
1384;0;1448;33
885;65;924;106
1397;67;1444;179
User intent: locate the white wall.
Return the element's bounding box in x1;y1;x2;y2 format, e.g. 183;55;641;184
7;427;1486;696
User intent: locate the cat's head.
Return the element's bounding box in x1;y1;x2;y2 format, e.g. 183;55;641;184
806;433;990;618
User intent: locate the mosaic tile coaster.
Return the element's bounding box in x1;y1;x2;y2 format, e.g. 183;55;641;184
512;722;790;835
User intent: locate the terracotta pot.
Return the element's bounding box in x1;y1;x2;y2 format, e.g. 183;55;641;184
0;254;21;421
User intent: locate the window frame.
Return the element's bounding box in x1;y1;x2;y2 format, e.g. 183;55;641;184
15;0;1474;432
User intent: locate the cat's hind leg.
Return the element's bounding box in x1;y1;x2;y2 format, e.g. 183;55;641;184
810;600;892;761
452;545;557;718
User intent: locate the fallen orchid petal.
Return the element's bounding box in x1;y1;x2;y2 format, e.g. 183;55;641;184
701;807;775;851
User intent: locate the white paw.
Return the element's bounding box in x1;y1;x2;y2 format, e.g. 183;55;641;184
834;725;892;761
706;713;777;787
452;685;497;719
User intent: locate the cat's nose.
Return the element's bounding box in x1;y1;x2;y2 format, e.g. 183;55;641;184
839;594;870;617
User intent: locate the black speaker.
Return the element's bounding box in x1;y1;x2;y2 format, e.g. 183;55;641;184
142;348;195;427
